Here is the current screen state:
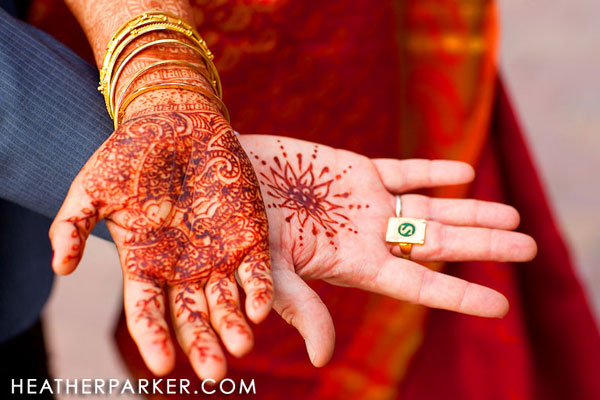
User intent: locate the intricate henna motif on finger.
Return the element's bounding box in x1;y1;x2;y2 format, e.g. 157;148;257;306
62;200;105;265
209;276;252;339
174;283;223;363
135;286;171;352
241;250;273;309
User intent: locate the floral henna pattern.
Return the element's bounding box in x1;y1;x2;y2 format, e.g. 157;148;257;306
135;286;171;352
61;109;270;356
85;110;267;282
174;282;224;362
250;142;368;250
240;250;272;309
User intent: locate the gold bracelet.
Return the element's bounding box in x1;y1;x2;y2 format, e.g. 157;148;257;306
109;38;220;112
113;60;215;117
99;11;214;91
99;13;182;93
115;83;230;129
99;12;221;118
102;22;208;117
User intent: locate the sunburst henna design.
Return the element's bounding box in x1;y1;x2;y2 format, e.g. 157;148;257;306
250;142;368;249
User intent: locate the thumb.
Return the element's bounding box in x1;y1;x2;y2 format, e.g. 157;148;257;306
272;266;335;367
49;176;103;275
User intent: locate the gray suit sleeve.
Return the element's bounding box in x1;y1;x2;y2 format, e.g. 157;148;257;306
0;8;113;240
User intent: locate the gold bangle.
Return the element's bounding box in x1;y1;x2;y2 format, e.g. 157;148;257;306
99;11;213;90
115;83;230;129
109;39;220;112
99;12;221;118
102;22;204;117
99;14;182;93
114;59;215;117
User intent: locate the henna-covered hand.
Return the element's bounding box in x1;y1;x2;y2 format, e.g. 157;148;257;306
238;135;538;367
50;110;272;380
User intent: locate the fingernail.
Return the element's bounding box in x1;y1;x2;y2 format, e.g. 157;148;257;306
305;340;316;364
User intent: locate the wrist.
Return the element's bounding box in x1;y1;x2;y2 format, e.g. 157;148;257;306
121;88;224;124
112;33;227;126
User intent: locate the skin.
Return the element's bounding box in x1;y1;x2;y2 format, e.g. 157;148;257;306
238;135;538;367
51;131;537;378
50;106;272;380
51;0;537;381
55;0;272;380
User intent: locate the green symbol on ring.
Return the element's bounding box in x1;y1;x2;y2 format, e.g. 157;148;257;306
398;222;416;237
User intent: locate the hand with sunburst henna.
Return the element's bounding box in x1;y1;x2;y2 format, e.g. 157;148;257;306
238;135;538;368
50;109;272;381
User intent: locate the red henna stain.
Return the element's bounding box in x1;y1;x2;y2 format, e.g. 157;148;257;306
334;213;350;221
73;111;272;343
260;146;358;242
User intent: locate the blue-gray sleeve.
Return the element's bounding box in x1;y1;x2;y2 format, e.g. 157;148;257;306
0;7;113;240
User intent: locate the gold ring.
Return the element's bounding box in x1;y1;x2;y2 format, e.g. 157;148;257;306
385;195;427;260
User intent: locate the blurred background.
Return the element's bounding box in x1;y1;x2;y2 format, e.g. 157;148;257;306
41;1;600;398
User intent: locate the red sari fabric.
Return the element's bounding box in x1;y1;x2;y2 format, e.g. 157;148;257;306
28;0;600;399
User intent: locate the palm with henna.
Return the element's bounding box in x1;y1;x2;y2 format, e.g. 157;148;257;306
50;109;272;381
238;135;538;367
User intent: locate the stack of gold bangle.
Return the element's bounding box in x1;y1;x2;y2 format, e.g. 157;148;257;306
97;11;227;127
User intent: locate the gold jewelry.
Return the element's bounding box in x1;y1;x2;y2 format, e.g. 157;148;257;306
114;59;214;118
98;12;221;119
115;83;230;129
109;39;219;112
385;195;427;260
